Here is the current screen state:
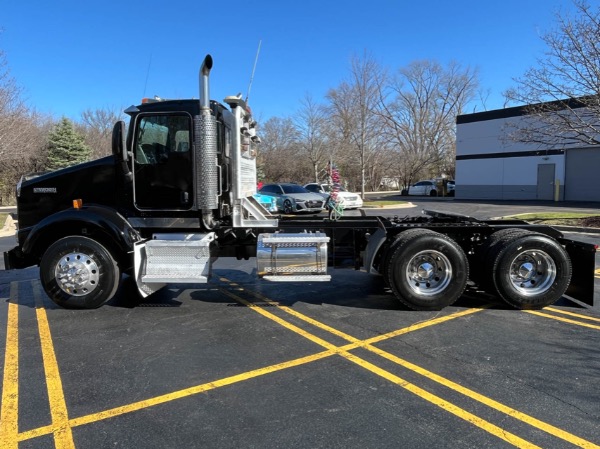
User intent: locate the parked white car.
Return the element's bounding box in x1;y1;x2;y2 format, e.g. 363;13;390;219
303;183;363;209
407;180;438;196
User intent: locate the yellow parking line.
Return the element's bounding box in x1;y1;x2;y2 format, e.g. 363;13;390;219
12;280;598;448
229;281;600;449
18;350;335;441
544;307;600;323
222;278;488;345
369;347;599;449
341;349;542;449
32;283;76;449
524;310;600;330
219;287;541;448
0;283;19;449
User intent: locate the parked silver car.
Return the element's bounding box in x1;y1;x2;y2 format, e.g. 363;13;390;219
303;183;364;209
259;183;325;213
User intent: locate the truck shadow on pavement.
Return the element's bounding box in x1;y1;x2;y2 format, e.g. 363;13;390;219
2;268;586;312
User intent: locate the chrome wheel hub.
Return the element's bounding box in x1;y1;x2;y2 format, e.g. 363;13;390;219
405;250;452;296
509;250;556;296
55;252;99;296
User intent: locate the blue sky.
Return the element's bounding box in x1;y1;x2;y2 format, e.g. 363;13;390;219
1;0;578;123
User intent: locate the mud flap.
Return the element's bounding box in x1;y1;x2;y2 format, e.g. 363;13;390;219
561;238;596;306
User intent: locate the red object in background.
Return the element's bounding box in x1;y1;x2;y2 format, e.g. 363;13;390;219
257;181;264;190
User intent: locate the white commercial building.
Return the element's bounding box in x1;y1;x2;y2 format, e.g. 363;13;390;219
455;104;600;202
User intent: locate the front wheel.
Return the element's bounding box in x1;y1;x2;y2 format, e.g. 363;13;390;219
40;236;121;309
282;199;294;214
386;229;469;310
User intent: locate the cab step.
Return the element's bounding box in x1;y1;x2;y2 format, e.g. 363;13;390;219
140;233;215;283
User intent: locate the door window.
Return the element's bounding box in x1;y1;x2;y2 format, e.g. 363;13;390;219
133;114;193;210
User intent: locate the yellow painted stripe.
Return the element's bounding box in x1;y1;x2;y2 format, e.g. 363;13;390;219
341;351;542;449
544;307;600;323
220;277;489;346
524;310;600;330
18;350;335;440
368;346;600;449
221;287;541;448
219;289;341;351
33;283;76;449
233;282;600;449
0;283;19;449
18;287;486;441
69;350;333;427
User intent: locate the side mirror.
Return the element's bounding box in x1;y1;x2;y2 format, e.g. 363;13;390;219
112;121;127;160
112;121;132;181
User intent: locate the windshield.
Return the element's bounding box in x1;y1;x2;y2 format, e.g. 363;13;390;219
282;185;309;194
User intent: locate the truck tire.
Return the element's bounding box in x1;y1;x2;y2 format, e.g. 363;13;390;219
40;236;121;309
386;229;469;310
475;228;532;289
486;232;571;309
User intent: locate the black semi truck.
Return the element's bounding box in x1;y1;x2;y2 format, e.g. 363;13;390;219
3;55;596;310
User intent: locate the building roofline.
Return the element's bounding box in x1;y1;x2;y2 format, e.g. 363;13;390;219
456;96;591;124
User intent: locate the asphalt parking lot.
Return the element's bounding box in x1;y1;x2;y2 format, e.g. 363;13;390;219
1;199;600;448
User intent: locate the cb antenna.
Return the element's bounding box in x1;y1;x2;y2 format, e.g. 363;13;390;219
246;40;262;104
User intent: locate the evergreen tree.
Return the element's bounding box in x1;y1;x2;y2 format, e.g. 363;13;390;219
46;117;91;170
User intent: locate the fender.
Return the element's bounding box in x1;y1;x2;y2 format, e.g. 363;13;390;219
22;205;140;263
363;228;388;275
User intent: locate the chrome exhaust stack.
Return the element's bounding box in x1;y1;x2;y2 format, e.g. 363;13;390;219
196;55;218;228
199;55;213;114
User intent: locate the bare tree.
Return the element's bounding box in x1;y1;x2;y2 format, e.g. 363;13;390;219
0;49;53;204
294;94;328;182
380;60;478;189
327;53;386;196
258;116;308;182
504;0;600;147
77;106;126;159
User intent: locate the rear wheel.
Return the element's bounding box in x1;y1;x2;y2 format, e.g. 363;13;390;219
486;232;571;309
385;229;469;310
40;236;121;309
429;189;437;197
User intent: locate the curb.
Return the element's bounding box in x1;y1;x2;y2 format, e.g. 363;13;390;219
490;215;600;235
552;225;600;234
361;203;416;209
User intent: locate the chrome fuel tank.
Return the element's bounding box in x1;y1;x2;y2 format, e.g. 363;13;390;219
257;232;331;282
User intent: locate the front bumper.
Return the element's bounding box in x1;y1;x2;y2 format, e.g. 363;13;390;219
295;200;324;213
340;198;363;209
3;246;30;270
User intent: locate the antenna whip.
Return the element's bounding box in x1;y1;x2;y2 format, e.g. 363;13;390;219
246;40;262;104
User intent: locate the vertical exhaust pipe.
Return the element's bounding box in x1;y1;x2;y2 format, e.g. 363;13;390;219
199;55;213;114
196;54;218;229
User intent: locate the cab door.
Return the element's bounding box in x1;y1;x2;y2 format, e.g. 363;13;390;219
133;113;194;210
